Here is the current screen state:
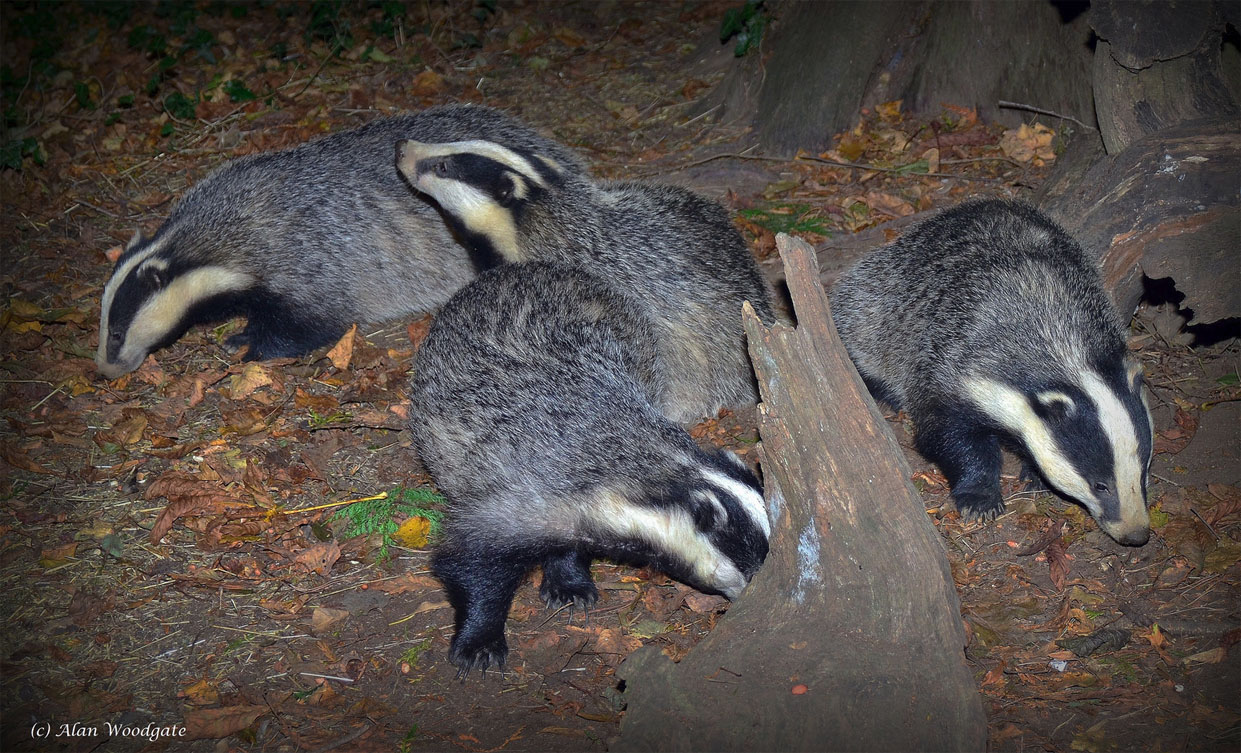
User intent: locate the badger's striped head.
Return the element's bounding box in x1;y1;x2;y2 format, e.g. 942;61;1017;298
594;449;769;599
965;357;1155;546
96;230;255;378
396;139;569;264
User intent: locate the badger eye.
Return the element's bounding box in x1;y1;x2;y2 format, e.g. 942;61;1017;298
497;179;513;201
434;160;449;176
109;331;123;344
1094;482;1110;494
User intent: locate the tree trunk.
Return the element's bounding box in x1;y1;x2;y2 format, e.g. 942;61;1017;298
1089;0;1238;155
615;234;986;753
702;0;1096;154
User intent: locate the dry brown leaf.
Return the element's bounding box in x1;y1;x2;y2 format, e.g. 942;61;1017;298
371;572;441;594
410;70;444;97
407;314;434;352
229;362;273;400
309;606;349;635
592;627;642;655
181;678;221;706
0;441;56;475
293;541;341;576
326;324;358;371
1046;538;1071;591
183;705;267;740
145;472;243;544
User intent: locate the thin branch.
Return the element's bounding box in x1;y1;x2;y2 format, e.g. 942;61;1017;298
998;100;1096;131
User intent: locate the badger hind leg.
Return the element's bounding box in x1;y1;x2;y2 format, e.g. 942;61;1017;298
914;406;1006;522
432;546;528;678
539;550;598;616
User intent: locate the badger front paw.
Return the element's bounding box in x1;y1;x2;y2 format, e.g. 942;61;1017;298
449;630;508;679
539;576;599;612
539;551;598;615
952;487;1007;522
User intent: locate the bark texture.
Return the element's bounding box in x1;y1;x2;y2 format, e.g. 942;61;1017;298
1038;117;1240;325
615;234;986;753
731;0;1095;154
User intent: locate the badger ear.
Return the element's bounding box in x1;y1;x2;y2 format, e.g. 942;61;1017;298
689;490;727;532
126;229;147;251
1124;358;1145;392
1034;390;1076;420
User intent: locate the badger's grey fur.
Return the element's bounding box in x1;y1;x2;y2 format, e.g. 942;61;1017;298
831;199;1154;546
410;262;769;675
96;105;584;379
396;138;776;423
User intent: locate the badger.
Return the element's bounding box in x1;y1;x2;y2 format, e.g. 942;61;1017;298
410;262;770;675
395;137;777;424
96;105;585;378
830;199;1155;546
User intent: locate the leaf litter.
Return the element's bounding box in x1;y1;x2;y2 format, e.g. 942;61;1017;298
1;2;1237;752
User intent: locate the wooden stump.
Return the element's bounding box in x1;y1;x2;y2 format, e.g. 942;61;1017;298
615;234;986;752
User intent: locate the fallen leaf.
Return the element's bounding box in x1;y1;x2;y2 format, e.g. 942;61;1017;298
181;678;221;706
326;324;358;370
410;70;444;97
309;606;349;635
393;516;432;548
183;705;267;740
294;541;341;576
592;627;642;655
229;362;273;400
1047;537;1071;591
1057;627;1130;657
145;472;244;544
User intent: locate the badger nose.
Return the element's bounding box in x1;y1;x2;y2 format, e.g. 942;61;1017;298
1116;528;1150;547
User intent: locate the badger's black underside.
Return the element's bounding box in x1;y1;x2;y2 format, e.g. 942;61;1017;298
432;534;714;677
186;287;347;362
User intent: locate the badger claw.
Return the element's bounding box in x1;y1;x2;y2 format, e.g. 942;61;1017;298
449;633;508;679
953;488;1006;522
539;579;599;619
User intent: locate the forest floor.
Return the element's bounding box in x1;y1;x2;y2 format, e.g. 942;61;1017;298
1;2;1237;752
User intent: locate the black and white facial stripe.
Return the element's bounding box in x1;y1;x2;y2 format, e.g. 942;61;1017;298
397;139;567;264
97;232;255;378
964;357;1153;545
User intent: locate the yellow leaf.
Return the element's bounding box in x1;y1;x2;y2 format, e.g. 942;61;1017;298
876;99;903;121
8;299;41;319
393;516;432;549
326;324;357;371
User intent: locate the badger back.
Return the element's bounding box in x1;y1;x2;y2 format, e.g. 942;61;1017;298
97;105;564;378
832;200;1154;544
410;262;768;595
398;137;775;421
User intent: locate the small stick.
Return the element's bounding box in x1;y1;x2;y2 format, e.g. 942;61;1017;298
998;100;1096;131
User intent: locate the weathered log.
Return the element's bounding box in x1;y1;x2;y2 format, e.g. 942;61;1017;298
615;234;986;752
1089;0;1238;155
1038;117;1240;325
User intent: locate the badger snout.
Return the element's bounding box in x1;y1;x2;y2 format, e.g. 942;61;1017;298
396;140;427;179
1108;525;1150;547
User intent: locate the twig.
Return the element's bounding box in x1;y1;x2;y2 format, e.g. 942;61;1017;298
998;100;1096;131
292;50;337;100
